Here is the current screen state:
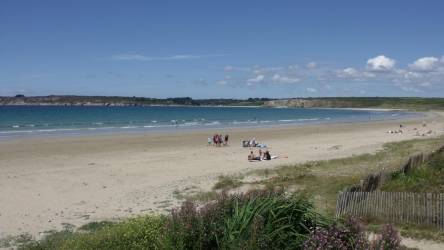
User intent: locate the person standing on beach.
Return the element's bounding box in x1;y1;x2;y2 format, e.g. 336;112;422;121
213;134;218;146
224;134;229;145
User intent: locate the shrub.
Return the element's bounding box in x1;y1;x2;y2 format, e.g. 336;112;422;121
164;188;330;250
370;223;401;250
304;218;402;250
303;217;369;250
60;216;165;250
19;216;165;250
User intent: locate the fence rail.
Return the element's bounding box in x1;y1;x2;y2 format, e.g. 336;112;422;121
336;191;444;230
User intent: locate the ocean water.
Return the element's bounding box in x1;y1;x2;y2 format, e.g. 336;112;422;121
0;106;415;137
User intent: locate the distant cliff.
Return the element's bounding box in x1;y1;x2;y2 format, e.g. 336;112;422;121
0;95;270;106
264;97;444;110
2;96;444;109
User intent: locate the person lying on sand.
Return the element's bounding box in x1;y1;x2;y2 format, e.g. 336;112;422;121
248;151;261;161
262;150;280;160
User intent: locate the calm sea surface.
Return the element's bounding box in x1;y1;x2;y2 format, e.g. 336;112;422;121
0;106;416;138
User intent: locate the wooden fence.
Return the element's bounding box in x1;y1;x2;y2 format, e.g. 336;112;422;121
336;191;444;229
343;144;444;193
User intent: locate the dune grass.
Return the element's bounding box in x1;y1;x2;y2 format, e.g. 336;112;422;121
381;150;444;193
19;216;165;250
212;175;243;190
247;136;444;216
18;190;332;250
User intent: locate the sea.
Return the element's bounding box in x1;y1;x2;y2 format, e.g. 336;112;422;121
0;106;417;138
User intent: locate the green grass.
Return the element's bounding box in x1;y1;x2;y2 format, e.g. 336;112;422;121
19;216;165;250
18;191;331;250
248;136;444;215
212;175;243;190
182;190;218;203
381;151;444;193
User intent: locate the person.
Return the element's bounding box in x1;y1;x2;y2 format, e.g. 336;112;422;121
248;151;255;161
212;134;216;146
264;150;271;160
219;134;223;146
207;137;212;146
248;151;261;161
224;134;229;145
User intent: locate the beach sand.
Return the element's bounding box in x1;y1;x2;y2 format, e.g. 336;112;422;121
1;111;444;239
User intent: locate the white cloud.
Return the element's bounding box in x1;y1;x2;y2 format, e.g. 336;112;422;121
306;87;317;93
217;54;444;93
247;74;265;83
224;65;234;72
337;67;374;80
409;57;439;72
366;55;396;72
403;71;422;81
338;67;359;78
306;62;317;69
111;54;223;61
288;65;299;71
272;74;300;84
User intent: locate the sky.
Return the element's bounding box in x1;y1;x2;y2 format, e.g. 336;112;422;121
1;0;444;99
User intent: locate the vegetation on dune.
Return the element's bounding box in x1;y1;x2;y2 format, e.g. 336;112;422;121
212;175;243;190
381;150;444;193
17;190;407;249
248;136;444;215
17;190;329;250
165;189;331;250
19;216;165;250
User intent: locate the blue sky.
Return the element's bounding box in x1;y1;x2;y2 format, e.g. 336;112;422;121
1;0;444;98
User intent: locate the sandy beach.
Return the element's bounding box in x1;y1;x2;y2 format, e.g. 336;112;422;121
1;111;444;239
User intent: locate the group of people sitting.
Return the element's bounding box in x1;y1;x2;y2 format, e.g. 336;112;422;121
248;149;277;161
208;134;229;146
242;138;267;148
387;124;404;134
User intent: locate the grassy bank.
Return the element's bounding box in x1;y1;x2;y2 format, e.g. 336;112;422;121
208;136;444;216
16;190;409;250
381;150;444;193
17;190;330;250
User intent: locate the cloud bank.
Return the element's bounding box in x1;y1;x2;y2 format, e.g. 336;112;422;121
214;54;444;95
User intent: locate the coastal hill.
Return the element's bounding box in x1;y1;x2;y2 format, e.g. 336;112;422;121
2;95;444;109
0;95;270;107
263;97;444;110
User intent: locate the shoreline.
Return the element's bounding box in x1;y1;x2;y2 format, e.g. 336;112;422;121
0;108;420;140
0;111;442;239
